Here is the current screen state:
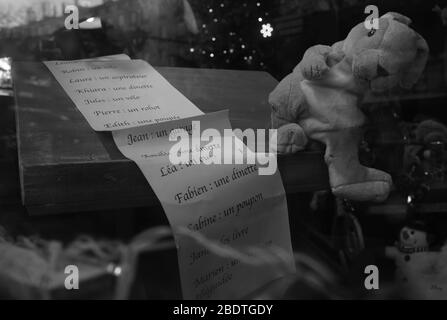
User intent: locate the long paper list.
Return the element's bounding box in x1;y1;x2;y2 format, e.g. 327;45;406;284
44;59;296;299
44;59;203;131
113;111;295;299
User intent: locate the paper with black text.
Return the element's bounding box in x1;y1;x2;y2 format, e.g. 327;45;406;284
44;59;203;131
112;111;295;299
44;58;295;299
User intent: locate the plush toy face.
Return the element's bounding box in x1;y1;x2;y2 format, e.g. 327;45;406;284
400;227;429;248
341;12;429;92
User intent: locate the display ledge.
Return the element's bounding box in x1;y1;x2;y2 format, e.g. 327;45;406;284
366;183;447;219
0;96;19;205
13;62;330;215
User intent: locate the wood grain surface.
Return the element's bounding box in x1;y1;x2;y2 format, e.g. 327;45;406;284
13;62;329;215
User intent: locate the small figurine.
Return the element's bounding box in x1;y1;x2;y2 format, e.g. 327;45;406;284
402;120;447;190
385;220;447;299
395;222;431;256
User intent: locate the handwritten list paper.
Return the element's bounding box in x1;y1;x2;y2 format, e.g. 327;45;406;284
44;59;295;299
44;59;203;131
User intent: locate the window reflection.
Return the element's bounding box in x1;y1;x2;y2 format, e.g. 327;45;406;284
0;0;445;83
0;58;12;91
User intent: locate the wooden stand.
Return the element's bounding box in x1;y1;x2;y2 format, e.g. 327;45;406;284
12;62;329;215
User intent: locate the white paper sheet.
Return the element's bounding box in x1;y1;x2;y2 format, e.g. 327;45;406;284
44;59;203;131
80;54;132;61
44;58;295;300
112;111;295;299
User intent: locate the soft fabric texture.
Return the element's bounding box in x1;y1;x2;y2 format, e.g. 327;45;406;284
270;12;429;202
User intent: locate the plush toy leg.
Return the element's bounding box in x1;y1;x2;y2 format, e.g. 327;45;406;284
323;127;392;202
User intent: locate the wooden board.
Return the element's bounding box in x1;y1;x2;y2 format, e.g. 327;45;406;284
13;62;329;215
0;95;20;205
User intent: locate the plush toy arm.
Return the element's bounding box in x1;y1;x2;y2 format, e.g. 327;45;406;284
331;41;344;53
271;123;308;155
299;45;333;80
269;70;305;129
270;43;343;129
269;62;309;154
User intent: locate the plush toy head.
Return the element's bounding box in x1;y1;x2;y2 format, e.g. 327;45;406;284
416;120;447;145
341;12;429;92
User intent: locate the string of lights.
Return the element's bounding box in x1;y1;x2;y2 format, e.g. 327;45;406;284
189;1;276;70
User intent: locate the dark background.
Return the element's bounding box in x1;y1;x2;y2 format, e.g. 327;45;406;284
0;0;445;79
